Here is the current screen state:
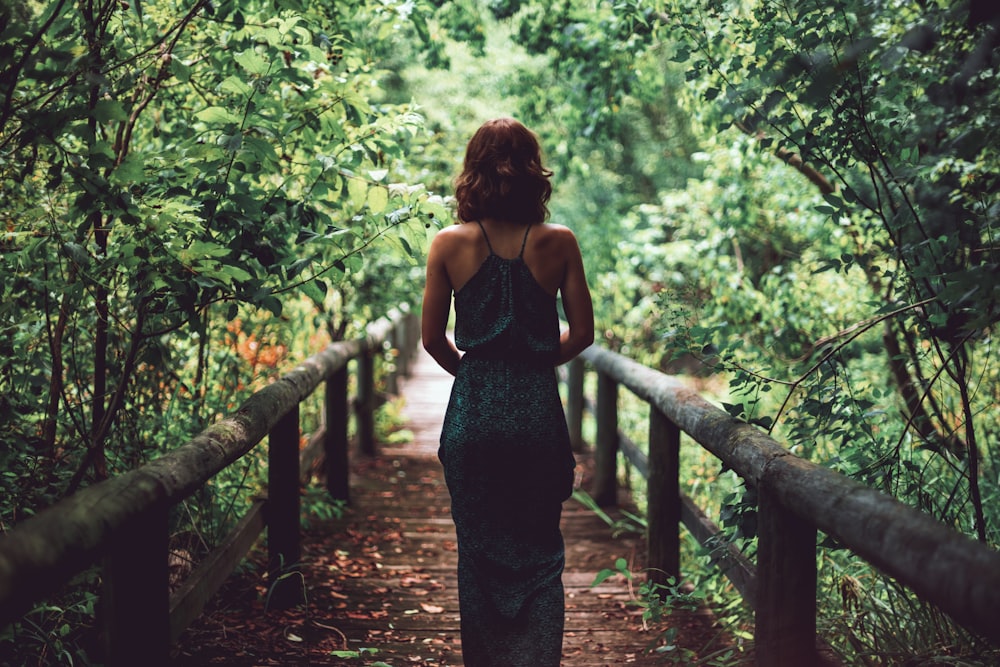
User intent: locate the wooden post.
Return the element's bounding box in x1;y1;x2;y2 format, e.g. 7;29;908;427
647;407;681;590
395;316;409;378
566;357;585;452
326;364;350;502
755;484;817;666
385;330;399;396
102;505;170;667
591;371;619;507
357;353;376;457
410;313;420;364
268;404;303;609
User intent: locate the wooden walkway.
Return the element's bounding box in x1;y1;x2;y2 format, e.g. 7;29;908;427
173;347;725;666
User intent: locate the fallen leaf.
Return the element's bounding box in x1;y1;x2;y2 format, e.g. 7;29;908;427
420;603;444;614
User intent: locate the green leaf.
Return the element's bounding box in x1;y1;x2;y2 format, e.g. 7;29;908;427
219;75;253;97
110;154;145;185
63;242;91;267
261;295;282;317
301;278;327;305
234;49;270;75
722;402;745;419
196;106;240;125
187;240;230;258
591;568;618;586
94;99;128;123
368;185;388;214
347;177;367;210
216;264;253;282
170;57;191;83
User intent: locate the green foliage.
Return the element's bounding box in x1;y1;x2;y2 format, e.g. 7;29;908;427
301;486;347;529
571;489;645;537
264;555;308;613
0;0;437;505
591;556;751;664
0;570;100;666
375;396;415;445
818;553;998;665
0;0;448;660
330;646;388;664
658;0;999;544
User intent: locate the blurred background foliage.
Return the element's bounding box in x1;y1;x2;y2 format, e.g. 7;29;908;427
1;0;997;663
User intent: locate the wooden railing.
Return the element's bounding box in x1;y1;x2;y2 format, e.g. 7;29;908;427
564;345;1000;666
0;307;420;666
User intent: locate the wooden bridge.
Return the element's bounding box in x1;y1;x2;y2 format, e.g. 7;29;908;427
1;307;999;666
171;344;718;666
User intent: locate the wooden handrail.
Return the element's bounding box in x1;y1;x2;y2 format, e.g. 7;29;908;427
568;344;1000;665
0;306;419;665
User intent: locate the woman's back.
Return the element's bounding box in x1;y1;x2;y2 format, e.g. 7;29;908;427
422;218;593;373
451;220;561;362
435;219;574;297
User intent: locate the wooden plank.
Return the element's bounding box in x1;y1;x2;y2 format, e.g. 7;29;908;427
617;430;649;478
311;453;693;664
566;357;586;451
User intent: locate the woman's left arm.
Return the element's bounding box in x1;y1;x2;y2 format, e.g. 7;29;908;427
422;233;462;376
557;231;594;365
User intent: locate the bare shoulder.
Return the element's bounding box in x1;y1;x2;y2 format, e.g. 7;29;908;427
430;222;475;249
434;221;474;240
535;223;581;254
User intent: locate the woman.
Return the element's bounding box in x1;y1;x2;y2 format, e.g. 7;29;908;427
421;118;594;666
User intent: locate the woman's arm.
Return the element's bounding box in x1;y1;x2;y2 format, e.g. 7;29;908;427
421;233;462;376
556;232;594;365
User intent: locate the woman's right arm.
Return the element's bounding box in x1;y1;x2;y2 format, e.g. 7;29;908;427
556;231;594;365
422;233;462;376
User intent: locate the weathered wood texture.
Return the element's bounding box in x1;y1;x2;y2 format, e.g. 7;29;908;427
577;344;1000;647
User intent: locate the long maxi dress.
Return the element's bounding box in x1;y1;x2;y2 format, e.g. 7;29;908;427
438;221;577;667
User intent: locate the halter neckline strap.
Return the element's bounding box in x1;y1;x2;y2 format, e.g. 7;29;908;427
475;220;532;259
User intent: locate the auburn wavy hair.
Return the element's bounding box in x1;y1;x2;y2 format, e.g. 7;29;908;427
454;118;553;225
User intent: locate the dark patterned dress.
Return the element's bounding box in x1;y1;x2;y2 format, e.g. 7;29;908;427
439;222;576;667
